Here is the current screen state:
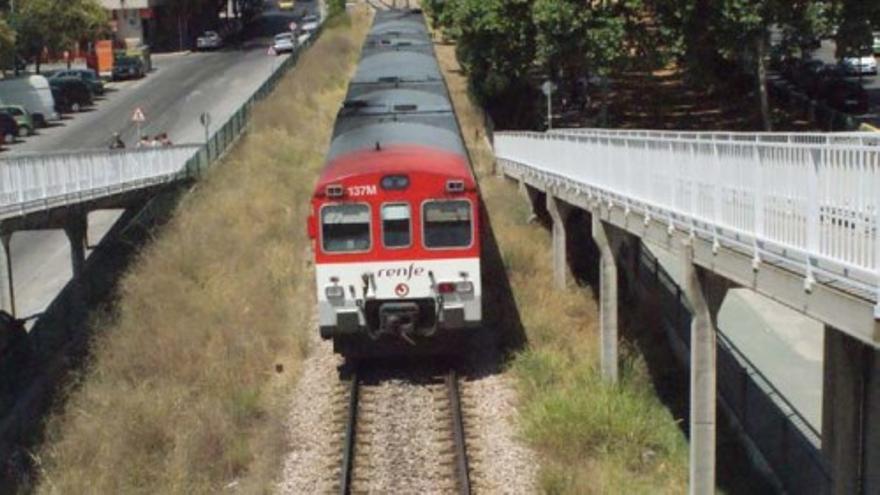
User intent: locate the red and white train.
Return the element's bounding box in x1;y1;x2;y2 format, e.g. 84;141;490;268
307;9;481;355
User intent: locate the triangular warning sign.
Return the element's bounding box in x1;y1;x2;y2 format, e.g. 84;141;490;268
132;107;146;123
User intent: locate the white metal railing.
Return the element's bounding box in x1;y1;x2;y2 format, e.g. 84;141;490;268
0;145;201;220
551;128;880;146
495;130;880;309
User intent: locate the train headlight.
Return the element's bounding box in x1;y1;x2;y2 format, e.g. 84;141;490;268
325;285;345;300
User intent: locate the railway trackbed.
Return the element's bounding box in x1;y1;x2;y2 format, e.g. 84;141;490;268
332;364;474;494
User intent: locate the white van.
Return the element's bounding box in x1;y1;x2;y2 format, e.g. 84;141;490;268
0;75;59;127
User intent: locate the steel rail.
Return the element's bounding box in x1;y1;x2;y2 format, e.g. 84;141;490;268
339;367;359;495
446;369;471;495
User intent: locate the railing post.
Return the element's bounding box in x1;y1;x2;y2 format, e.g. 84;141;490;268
753;145;765;265
806;149;821;289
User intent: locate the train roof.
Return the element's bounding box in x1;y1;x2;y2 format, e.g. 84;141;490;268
323;8;467;167
315;146;475;192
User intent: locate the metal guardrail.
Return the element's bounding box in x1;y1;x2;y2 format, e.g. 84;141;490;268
495;130;880;310
0;24;322;223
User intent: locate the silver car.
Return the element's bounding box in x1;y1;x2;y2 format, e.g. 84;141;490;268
196;31;223;50
840;54;878;75
273;32;296;54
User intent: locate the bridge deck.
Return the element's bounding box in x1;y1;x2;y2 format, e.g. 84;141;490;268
495;129;880;347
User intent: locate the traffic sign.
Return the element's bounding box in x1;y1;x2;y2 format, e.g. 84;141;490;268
267;46;276;56
541;80;557;96
199;112;211;128
131;107;146;123
289;21;298;32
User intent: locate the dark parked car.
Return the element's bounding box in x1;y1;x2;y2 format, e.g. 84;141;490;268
50;78;93;113
0;113;20;145
822;79;869;114
805;65;847;98
49;68;105;95
786;59;826;92
112;57;146;81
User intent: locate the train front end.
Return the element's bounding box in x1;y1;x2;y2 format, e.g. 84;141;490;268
309;148;481;355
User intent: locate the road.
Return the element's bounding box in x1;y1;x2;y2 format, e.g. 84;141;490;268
4;0;317;319
808;39;880;123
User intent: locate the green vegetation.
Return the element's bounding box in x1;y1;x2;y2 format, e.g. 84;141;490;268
426;0;880;130
0;14;13;64
34;10;370;494
434;35;689;494
3;0;107;73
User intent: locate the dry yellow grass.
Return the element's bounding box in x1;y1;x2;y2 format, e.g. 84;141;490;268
34;10;371;495
433;29;690;495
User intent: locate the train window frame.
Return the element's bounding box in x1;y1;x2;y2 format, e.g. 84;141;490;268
420;199;474;250
320;202;373;254
381;202;412;249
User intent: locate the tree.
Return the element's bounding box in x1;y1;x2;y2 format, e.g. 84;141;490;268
12;0;107;72
0;14;15;72
448;0;536;119
835;0;880;59
716;0;777;130
532;1;636;126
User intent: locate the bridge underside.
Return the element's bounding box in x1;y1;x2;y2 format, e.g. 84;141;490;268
0;180;189;316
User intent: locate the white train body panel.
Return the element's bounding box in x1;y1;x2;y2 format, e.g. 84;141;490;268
316;258;481;337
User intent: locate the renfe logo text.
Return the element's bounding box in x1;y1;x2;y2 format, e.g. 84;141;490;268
376;263;425;280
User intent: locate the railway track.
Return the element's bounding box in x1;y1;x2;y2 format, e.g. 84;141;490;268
335;365;472;494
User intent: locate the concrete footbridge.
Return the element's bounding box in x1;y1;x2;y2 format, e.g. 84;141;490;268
0;146;203;313
494;129;879;494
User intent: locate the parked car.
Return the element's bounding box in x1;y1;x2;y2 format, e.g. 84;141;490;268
196;31;223;50
0;75;60;126
49;68;105;95
806;64;846;97
302;14;320;31
839;54;878;75
273;32;296;54
0;105;35;136
49;78;93;113
782;58;822;86
823;79;869;114
874;32;880;55
112;56;146;80
0;112;20;145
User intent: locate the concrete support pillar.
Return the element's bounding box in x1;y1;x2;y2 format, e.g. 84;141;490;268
546;195;570;290
680;239;728;495
591;215;618;383
64;216;87;278
0;232;15;315
517;179;539;223
64;215;88;323
822;326;880;494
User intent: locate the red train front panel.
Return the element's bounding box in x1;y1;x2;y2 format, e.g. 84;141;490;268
308;147;481;344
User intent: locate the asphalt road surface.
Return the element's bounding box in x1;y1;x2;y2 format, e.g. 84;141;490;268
4;0;318;319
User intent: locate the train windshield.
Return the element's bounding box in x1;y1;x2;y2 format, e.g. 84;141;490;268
382;203;411;248
322;204;371;252
423;200;472;248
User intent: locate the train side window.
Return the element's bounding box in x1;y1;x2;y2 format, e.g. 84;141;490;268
382;203;411;248
321;204;371;253
422;200;472;248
